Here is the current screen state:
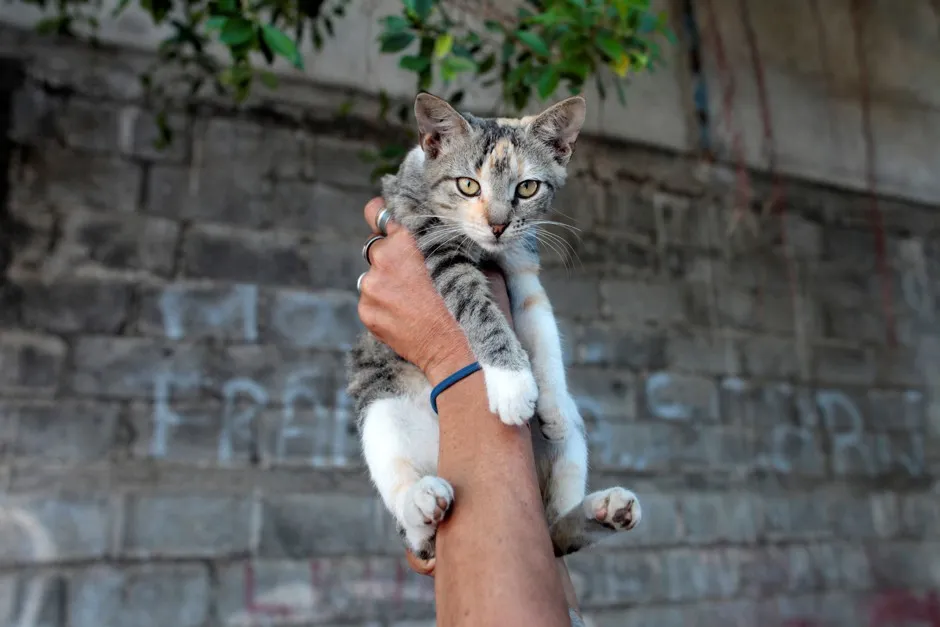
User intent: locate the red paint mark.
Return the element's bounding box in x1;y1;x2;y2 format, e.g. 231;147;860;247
243;562;293;617
701;0;753;229
851;0;897;348
870;590;940;627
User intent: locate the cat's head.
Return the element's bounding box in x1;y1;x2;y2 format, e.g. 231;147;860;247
410;92;586;253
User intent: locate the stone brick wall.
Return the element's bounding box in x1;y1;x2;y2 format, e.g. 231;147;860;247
1;28;939;627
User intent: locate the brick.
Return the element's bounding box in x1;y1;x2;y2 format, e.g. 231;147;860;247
135;282;260;341
312;136;381;189
679;493;759;544
68;337;208;399
587;606;686;627
867;542;940;588
866;389;925;432
182;224;363;289
261;405;361;468
23;147;142;213
759;493;831;541
146;163;267;225
779;214;824;259
57;98;122;153
686;282;756;329
642;371;719;421
0;572;66;627
122;495;253;557
601;280;687;326
900;493;940;538
0;495;110;564
69;564;210;627
182;225;307;284
263;288;362;350
217;558;436;624
0;332;65;396
259;493;399;557
667;332;742;376
602;183;657;240
573;323;667;369
608;492;683;548
567;367;637;424
542;271;601;319
566;550;665;606
201;118;314;180
121;108;190;163
305;182;377;235
662;548;740;601
812;344;876;386
128;400;237;464
1;400;119;462
741;336;804;379
51;210;179;277
553;177;603;231
17;278;131;333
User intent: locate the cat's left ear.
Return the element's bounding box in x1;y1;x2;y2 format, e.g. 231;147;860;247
528;96;586;165
414;92;472;159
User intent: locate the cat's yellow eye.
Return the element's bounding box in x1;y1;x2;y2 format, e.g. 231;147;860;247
456;177;481;197
516;180;540;198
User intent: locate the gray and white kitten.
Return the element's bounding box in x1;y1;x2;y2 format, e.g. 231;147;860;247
346;93;641;562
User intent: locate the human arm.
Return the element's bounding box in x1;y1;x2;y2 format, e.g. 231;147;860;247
357;198;574;627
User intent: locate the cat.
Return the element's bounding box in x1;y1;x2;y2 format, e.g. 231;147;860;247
346;92;642;564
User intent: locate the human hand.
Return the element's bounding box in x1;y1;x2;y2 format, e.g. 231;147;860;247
357;198;513;384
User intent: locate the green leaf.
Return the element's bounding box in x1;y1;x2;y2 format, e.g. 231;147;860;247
205;16;226;30
219;17;255;45
536;67;560;99
382;15;410;32
442;55;476;73
413;0;433;20
380;31;415;53
218;0;235;12
399;55;430;72
516;30;550;57
433;33;453;59
261;24;303;68
595;32;623;60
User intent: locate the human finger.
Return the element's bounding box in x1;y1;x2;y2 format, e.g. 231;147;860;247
405;550;435;577
363;197;402;236
364;197;385;232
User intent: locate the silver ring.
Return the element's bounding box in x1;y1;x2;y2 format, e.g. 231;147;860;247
376;208;392;236
357;272;367;294
361;235;385;265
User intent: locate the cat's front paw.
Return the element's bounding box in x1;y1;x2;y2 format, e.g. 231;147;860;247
537;391;581;441
589;487;641;531
482;366;538;426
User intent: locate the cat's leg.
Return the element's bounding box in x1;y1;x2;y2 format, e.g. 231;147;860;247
360;395;450;560
501;247;580;442
421;244;537;426
549;486;642;557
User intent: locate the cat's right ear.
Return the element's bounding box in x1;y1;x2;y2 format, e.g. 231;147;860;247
414;92;471;159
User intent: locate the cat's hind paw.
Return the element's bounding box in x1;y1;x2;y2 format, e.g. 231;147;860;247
403;476;454;529
589;487;641;531
482;366;538;426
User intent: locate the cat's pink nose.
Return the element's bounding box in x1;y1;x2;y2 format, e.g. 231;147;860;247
491;223;507;239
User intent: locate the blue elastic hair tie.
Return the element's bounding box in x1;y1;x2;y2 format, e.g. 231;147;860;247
430;362;482;414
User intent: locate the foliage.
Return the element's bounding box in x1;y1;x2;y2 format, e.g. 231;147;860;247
22;0;675;173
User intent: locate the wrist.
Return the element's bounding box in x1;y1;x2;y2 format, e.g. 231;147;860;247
424;343;476;388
